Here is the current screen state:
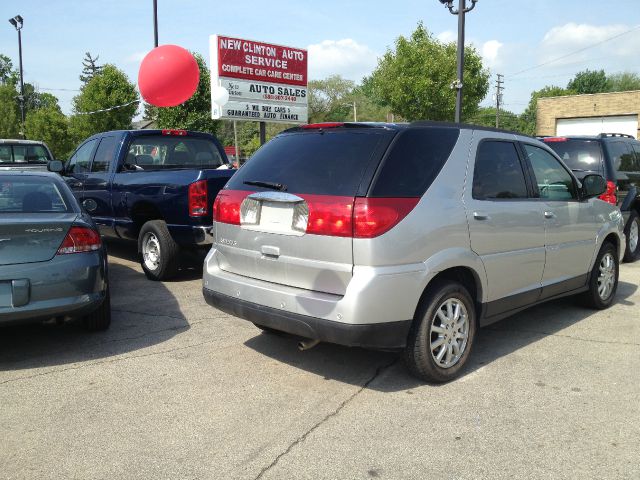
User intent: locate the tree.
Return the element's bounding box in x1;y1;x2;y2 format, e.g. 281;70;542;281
0;54;18;86
79;52;104;84
467;106;522;132
308;75;355;123
155;53;219;134
567;69;608;94
70;64;138;141
608;72;640;92
519;85;575;136
362;23;489;121
25;107;73;159
0;84;20;137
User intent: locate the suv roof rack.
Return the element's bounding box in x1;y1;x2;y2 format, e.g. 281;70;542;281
598;133;636;139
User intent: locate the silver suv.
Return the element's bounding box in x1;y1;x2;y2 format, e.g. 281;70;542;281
203;122;625;382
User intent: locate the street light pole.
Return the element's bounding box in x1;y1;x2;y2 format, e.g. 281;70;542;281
438;0;478;123
8;15;25;138
153;0;158;47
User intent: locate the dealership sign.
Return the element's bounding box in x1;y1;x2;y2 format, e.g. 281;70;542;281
210;35;308;124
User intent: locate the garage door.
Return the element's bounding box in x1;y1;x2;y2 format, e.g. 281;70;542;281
556;115;638;138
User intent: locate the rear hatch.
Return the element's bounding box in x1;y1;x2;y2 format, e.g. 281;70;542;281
542;137;605;180
213;125;396;295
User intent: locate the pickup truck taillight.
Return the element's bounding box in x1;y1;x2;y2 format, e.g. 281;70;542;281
57;226;102;255
598;181;618;206
189;180;208;217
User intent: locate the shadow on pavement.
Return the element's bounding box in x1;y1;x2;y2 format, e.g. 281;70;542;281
0;261;190;371
244;280;638;392
105;239;205;282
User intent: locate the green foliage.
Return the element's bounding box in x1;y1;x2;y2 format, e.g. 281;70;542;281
155;53;219;134
567;69;608;94
25;107;73;159
608;72;640;92
70;64;138;142
308;75;356;123
519;85;576;136
362;23;489;121
467;106;522;133
0;84;20;137
0;54;18;86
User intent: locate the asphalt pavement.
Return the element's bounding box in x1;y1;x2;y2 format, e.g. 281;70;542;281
1;240;639;480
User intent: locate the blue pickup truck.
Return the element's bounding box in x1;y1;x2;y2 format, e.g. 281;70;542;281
58;129;235;280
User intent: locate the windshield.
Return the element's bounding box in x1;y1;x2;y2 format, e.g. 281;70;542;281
0;144;51;165
0;177;71;213
543;139;603;172
126;136;225;170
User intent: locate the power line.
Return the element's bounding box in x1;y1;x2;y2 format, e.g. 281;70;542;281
508;24;640;78
76;99;139;115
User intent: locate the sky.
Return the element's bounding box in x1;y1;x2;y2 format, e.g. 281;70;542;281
1;0;639;119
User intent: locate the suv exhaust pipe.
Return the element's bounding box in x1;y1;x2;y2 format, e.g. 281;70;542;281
298;338;320;351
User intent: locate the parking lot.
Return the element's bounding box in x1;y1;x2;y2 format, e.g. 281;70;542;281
1;241;639;480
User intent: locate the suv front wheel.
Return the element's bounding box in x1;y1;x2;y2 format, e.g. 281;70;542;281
623;211;640;262
404;280;477;383
582;242;619;309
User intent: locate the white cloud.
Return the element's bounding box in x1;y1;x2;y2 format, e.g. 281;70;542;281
125;51;147;64
307;39;378;81
539;23;640;65
437;30;456;44
481;40;503;68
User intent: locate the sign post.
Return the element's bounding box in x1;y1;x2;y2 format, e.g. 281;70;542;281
210;35;308;138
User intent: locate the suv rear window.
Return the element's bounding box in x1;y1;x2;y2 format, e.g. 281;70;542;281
543;139;603;173
225;130;392;196
126;136;224;170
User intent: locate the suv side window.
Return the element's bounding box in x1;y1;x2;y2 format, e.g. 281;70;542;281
67;139;97;174
607;141;634;172
632;143;640;172
91;136;118;173
523;144;577;201
472;140;528;199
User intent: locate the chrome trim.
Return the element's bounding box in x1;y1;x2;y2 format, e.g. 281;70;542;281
247;191;304;203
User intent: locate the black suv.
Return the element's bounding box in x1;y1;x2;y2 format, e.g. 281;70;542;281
543;133;640;262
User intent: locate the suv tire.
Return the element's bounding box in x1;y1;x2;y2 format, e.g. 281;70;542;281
582;242;618;309
139;220;180;281
623;211;640;263
83;288;111;331
404;280;476;383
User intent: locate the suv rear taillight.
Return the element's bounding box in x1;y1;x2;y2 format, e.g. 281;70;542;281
57;226;101;255
213;190;251;225
302;195;354;237
598;180;618;205
189;180;208;217
354;198;420;238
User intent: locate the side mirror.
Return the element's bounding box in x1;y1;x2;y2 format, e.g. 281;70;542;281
47;160;64;173
581;174;607;198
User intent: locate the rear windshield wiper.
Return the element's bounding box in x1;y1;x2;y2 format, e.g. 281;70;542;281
243;180;287;191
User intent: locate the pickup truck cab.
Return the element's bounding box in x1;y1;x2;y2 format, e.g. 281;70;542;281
0;139;54;171
60;129;235;280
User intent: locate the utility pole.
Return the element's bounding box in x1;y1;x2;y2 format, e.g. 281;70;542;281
259;122;266;145
233;120;240;166
8;15;25;138
438;0;479;123
353;101;357;122
495;73;504;128
152;0;158;47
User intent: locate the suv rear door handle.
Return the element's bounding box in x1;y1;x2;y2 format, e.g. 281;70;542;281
473;211;490;221
544;211;556;219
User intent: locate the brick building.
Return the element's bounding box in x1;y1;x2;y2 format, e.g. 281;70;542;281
536;90;640;139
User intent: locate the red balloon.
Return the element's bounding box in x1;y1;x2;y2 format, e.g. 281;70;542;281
138;45;200;107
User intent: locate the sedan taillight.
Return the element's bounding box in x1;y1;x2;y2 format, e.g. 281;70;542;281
57;226;102;255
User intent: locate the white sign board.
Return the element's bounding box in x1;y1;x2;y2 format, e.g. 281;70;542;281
210;35;308;124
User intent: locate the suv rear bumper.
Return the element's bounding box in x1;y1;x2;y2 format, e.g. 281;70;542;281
203;288;411;349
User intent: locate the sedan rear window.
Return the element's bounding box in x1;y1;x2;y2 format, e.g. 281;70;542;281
126;136;224;170
0;178;70;213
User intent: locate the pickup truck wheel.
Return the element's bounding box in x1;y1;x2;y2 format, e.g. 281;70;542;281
623;211;640;262
582;242;618;309
139;220;180;281
404;280;476;383
83;288;111;332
